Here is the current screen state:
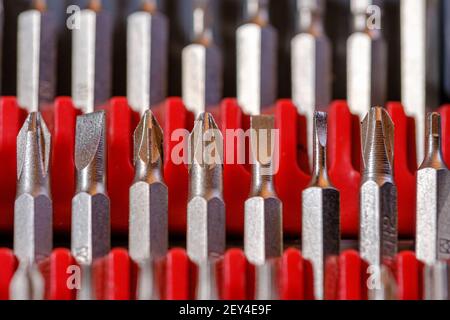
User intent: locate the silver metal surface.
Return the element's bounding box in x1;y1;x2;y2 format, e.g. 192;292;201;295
359;107;398;269
302;112;340;300
129;110;168;263
237;0;277;115
187;113;225;264
244;115;283;266
72;111;110;266
424;261;450;300
416;113;450;265
347;0;387;119
136;260;161;300
196;260;219;300
368;265;398;300
255;259;279;300
14;112;52;264
77;264;95;300
291;0;331;164
127;3;168;114
9;263;45;300
401;0;441;163
72;6;112;114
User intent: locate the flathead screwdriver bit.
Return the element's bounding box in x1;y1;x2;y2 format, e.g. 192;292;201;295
244;115;283;266
347;0;387;119
127;0;169;114
187;113;225;264
9;263;45;300
182;0;223;117
237;0;278;115
359;107;398;270
302;111;340;300
14;112;52;264
129;110;168;263
416;113;450;265
291;0;332;163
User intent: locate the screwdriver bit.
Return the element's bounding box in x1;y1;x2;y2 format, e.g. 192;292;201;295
359;107;397;269
182;0;222;117
237;0;278;115
245;115;282;266
416;113;450;265
291;0;331;163
129;110;168;263
14;112;52;264
424;261;450;300
72;111;110;266
347;0;387;119
9;263;45;300
72;0;112;114
127;0;168;114
401;0;441;163
196;260;219;300
136;260;160;300
302;111;340;300
187;113;225;264
255;260;279;300
17;0;56;113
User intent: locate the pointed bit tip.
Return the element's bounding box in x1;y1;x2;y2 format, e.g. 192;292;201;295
134;110;164;166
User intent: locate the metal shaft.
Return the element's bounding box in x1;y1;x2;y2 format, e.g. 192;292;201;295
416;113;450;265
424;261;450;300
9;263;45;300
255;260;279;300
244;115;283;266
187;112;225;264
302;111;340;300
195;260;219;300
136;259;161;300
129;110;168;263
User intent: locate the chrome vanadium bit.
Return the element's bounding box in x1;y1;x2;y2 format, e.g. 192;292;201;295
302;111;340;300
127;0;169;114
360;107;397;271
245;115;283;266
72;111;110;266
187;113;225;264
15;113;52;264
291;0;332;163
129;110;168;263
416;113;450;265
9;263;45;300
347;0;387;119
195;260;219;300
237;0;278;115
182;0;223;117
424;261;450;300
401;0;441;163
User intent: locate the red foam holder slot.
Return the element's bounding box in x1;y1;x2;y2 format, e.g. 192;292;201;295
440;105;450;165
0;248;18;300
337;250;369;300
395;251;423;300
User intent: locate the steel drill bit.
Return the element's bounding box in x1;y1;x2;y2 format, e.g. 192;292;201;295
255;260;279;300
129;110;168;263
9;263;45;300
136;260;160;300
424;261;450;300
182;0;223;117
416;113;450;265
72;111;110;266
72;0;112;114
401;0;441;163
195;260;219;300
237;0;278;115
347;0;387;119
244;115;282;266
302;111;340;300
17;0;56;113
14;112;52;264
291;0;331;164
187;113;225;264
360;107;397;270
127;0;169;114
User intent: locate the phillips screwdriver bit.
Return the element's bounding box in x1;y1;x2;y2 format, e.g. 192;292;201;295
237;0;278;115
136;260;160;300
302;111;340;300
424;261;450;300
182;0;222;117
347;0;387;119
195;260;219;300
17;0;56;113
187;113;225;264
401;0;441;163
359;107;397;270
127;0;168;114
291;0;332;163
72;0;112;114
14;112;52;264
245;115;282;266
416;113;450;265
255;260;279;300
129;110;168;263
9;263;45;300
